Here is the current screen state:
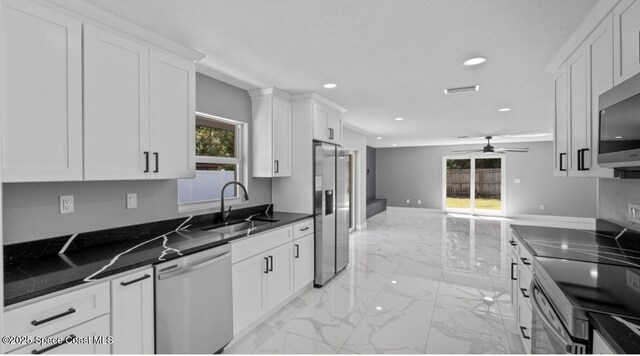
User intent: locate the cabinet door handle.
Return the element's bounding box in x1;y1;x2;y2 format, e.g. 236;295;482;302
275;160;279;174
268;255;274;271
264;257;269;274
31;308;76;326
519;326;530;340
520;288;529;298
328;128;334;140
509;240;516;247
580;148;590;171
511;262;517;281
300;227;310;232
31;334;76;354
577;149;582;171
520;257;531;266
153;152;159;173
295;244;299;258
144;152;150;173
120;274;151;286
559;153;566;171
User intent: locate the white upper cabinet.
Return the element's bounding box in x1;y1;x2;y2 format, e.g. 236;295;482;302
312;101;343;145
84;25;151;180
553;66;569;177
613;0;640;85
249;88;292;177
149;50;196;179
587;14;615;178
1;0;83;182
84;26;195;181
568;49;590;177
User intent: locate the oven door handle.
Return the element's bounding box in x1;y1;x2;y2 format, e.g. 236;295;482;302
530;282;573;349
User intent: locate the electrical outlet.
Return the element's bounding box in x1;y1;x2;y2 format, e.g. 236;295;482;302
515;178;521;184
406;199;410;204
127;193;137;209
539;205;545;210
628;203;640;224
60;195;74;214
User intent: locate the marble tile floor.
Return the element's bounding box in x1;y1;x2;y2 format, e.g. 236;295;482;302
224;210;531;354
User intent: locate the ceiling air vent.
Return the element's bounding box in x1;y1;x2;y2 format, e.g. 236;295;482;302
444;85;479;94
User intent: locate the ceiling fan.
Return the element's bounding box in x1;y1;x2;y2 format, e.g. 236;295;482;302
452;136;529;154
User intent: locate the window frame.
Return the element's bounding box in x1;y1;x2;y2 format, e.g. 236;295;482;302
178;112;248;213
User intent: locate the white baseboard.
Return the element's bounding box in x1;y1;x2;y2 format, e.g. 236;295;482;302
387;206;443;214
507;214;595;224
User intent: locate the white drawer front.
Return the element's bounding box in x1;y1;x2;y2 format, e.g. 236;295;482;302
4;282;110;350
293;219;314;240
232;226;293;263
7;314;111;354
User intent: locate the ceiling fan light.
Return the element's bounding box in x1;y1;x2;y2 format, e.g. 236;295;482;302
463;57;487;66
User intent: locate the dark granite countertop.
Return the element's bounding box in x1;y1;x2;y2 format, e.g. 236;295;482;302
590;312;640;354
4;207;312;307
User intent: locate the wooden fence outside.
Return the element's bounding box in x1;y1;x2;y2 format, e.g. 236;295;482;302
446;168;501;198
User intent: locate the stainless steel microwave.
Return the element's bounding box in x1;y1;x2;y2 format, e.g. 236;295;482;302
599;72;640;169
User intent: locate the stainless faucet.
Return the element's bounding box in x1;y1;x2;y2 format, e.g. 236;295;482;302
220;181;249;224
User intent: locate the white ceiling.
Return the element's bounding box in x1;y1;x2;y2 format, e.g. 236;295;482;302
84;0;597;148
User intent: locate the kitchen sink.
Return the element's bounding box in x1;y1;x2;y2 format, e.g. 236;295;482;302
248;216;280;223
202;220;271;234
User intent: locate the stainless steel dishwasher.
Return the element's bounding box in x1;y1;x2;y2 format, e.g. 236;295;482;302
155;243;233;354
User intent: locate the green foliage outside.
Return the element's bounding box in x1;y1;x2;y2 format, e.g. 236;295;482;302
195;125;235;158
446;198;501;210
446;158;501;170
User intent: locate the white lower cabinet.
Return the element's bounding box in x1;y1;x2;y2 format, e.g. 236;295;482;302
593;329;616;354
231;224;304;336
8;314;111;355
110;268;154;354
509;232;533;353
293;233;314;293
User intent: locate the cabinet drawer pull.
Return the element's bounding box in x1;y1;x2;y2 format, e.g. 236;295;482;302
268;255;274;271
520;257;531;266
264;257;269;274
300;227;310;231
32;334;75;354
295;244;299;258
153;152;159;173
144;152;150;173
511;262;517;281
520;288;529;298
120;274;151;286
275;160;279;174
509;240;516;247
519;326;530;340
31;308;76;326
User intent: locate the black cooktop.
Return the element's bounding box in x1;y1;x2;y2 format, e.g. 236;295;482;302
511;220;640;268
535;256;640;320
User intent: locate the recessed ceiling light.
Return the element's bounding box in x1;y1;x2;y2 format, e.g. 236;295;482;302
323;83;337;89
463;57;487;66
394;117;404;121
376;136;382;140
498;108;511;112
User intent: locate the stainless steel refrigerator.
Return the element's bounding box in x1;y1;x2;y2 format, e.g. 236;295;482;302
314;141;349;287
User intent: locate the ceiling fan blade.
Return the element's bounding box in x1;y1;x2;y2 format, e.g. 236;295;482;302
494;148;529;152
452;149;483;153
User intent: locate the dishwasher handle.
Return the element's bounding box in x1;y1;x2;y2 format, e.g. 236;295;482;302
158;252;231;280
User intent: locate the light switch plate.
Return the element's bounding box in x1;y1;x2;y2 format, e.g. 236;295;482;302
60;195;74;214
127;193;137;209
628;203;640;224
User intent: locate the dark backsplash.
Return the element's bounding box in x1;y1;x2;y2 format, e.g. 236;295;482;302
4;204;273;265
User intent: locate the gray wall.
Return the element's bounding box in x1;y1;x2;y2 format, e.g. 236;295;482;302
2;73;271;244
598;179;640;229
366;146;376;202
376;141;597;217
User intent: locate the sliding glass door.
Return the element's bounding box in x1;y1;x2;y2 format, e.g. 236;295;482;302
443;156;505;215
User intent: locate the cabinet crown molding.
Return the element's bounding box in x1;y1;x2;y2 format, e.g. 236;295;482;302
248;87;291;100
546;0;621;73
28;0;205;61
291;92;347;113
